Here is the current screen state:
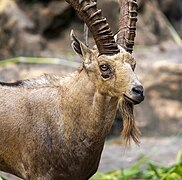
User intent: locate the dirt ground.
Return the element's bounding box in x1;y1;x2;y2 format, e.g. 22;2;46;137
99;137;182;173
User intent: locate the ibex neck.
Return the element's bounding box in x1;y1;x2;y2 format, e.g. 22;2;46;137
61;69;119;143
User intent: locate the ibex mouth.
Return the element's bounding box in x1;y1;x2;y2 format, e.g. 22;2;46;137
123;94;142;105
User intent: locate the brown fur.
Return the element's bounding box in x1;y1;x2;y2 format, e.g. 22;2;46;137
119;100;141;145
0;35;143;179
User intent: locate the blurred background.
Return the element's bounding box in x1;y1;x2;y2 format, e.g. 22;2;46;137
0;0;182;179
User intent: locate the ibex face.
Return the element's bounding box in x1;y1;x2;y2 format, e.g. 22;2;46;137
71;31;144;105
97;52;144;104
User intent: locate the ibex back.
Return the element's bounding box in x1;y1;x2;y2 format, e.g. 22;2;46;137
0;0;144;179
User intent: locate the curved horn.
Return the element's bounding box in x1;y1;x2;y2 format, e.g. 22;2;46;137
65;0;120;56
117;0;138;54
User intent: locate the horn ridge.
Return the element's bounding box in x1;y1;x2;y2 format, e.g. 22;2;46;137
117;0;138;54
92;18;107;26
88;9;102;20
82;2;96;12
65;0;120;56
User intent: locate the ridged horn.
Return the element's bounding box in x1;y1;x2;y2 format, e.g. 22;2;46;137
117;0;138;54
65;0;120;56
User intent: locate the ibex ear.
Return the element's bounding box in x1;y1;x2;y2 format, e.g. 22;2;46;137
70;30;92;64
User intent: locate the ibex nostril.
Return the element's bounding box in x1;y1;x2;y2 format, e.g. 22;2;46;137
132;85;144;95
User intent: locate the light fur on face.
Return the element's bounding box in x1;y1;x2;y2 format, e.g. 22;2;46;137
119;99;141;145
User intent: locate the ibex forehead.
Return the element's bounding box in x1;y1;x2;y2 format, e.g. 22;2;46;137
122;52;136;64
98;52;135;64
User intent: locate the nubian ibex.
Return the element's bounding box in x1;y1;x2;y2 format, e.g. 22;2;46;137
0;0;144;179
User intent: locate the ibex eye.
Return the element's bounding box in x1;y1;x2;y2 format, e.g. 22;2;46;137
99;64;109;71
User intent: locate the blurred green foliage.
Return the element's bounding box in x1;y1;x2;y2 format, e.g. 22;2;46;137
0;57;80;68
90;150;182;180
0;177;7;180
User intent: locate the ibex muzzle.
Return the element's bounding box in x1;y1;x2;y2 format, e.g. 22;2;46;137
0;0;144;179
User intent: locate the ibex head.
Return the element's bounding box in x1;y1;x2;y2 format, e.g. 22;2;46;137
67;0;144;144
71;31;143;104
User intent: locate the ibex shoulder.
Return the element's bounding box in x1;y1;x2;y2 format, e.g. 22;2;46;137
0;74;64;89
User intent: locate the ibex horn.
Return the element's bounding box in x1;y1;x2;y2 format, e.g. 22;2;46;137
83;0;97;47
65;0;120;56
117;0;138;54
84;23;89;47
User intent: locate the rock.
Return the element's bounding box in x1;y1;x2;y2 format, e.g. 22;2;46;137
0;0;47;59
158;0;182;37
0;0;34;30
1;0;181;59
18;0;71;36
134;47;182;136
136;0;176;45
97;0;119;34
97;0;179;45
